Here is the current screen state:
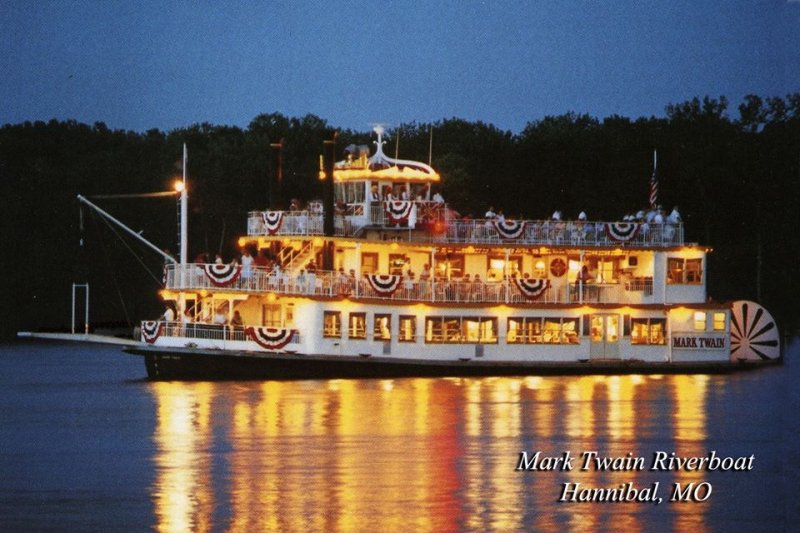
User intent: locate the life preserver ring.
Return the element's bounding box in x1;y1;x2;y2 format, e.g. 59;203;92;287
550;258;567;277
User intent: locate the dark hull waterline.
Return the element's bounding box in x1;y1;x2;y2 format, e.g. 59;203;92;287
124;346;779;381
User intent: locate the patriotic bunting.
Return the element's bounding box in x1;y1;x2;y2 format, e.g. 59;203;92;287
513;277;550;300
365;274;403;296
605;222;640;242
261;211;284;235
494;219;526;240
141;321;163;344
384;200;413;223
203;263;242;286
245;326;296;350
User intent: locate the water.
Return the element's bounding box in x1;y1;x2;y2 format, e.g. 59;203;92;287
1;340;797;532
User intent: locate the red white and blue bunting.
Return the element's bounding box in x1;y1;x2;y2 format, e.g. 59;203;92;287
261;211;284;235
384;200;413;223
141;321;163;344
365;274;403;296
605;222;640;242
245;326;296;350
513;277;550;300
494;219;526;240
203;263;242;287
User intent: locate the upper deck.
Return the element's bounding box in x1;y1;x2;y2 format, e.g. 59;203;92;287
247;207;684;248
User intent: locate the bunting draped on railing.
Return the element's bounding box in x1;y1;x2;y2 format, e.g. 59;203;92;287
203;263;242;286
494;219;526;240
245;326;296;350
261;211;284;235
384;200;413;223
365;274;403;296
141;321;163;344
513;277;550;300
605;222;640;242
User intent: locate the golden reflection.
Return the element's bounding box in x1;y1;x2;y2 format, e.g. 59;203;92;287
147;373;712;532
671;375;711;532
151;382;215;533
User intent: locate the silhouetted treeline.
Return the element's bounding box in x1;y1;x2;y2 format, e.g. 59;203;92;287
2;94;799;339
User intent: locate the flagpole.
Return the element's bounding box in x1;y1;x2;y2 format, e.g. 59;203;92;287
179;144;188;299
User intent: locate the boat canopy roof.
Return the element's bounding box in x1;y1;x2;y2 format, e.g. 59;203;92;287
333;125;440;183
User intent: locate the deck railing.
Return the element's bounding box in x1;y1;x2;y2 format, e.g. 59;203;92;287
247;207;684;247
152;321;300;344
165;264;652;305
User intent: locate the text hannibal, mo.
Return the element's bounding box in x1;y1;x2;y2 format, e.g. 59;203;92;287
516;450;755;504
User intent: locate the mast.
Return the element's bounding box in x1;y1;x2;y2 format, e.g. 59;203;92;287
179;144;188;296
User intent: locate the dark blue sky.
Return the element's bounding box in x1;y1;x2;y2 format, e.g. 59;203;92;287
2;1;797;133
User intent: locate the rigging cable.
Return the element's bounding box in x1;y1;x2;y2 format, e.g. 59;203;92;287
89;211;133;329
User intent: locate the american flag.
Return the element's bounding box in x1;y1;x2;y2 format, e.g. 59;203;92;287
649;150;658;209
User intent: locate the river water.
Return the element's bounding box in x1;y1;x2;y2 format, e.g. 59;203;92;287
0;339;797;531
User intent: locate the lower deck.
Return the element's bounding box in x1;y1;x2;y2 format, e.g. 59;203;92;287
141;299;780;366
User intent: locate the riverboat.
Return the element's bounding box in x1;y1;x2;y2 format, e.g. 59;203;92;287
125;126;781;379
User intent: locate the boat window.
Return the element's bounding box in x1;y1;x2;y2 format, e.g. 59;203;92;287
668;257;703;284
507;317;578;344
486;255;521;280
348;312;367;339
693;311;707;331
323;311;341;338
374;313;391;340
424;316;498;344
399;315;416;342
389;254;408;275
713;312;726;331
263;303;282;327
631;318;666;345
434;254;464;279
361;252;379;274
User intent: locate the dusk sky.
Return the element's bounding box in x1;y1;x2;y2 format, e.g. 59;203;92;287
2;1;798;134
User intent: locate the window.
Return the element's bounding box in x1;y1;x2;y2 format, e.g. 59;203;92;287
434;253;465;279
348;312;367;339
425;316;498;344
693;311;707;331
486;255;521;281
713;312;726;331
374;313;391;340
668;257;703;284
389;254;408;275
263;303;282;327
361;253;379;274
399;315;416;342
507;317;578;344
631;318;666;345
685;259;703;284
323;311;341;338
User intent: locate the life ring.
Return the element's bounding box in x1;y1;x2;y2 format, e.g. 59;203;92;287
550;258;567;277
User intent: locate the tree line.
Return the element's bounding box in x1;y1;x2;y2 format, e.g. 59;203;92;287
1;94;798;338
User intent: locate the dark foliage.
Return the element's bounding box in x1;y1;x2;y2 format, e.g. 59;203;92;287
2;95;799;338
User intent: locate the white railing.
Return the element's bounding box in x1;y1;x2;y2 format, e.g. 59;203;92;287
165;264;656;305
153;321;300;344
247;207;684;247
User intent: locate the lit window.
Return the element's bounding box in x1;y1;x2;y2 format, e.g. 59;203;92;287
348;312;366;339
631;318;666;345
323;311;341;338
374;313;391;340
425;316;498;344
694;312;707;331
668;257;703;284
713;312;726;331
399;315;416;342
507;317;577;344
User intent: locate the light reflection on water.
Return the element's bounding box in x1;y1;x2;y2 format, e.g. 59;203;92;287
147;371;755;532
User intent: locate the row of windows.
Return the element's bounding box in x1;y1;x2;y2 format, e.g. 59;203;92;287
322;311;727;344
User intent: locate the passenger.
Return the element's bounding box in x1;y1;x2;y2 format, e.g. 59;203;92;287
162;305;175;322
578;211;587;221
230;310;244;327
213;306;227;325
369;185;380;202
668;205;682;224
485;206;497;219
241;249;253;281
